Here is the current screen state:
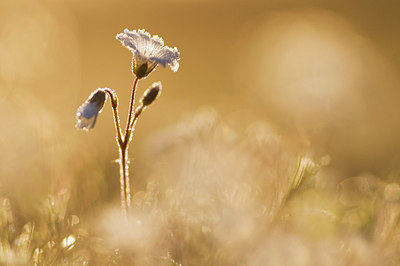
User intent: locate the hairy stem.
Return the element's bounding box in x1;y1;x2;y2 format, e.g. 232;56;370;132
106;78;145;215
120;77;139;211
119;147;128;215
127;104;145;142
104;89;123;146
124;78;139;147
104;88;126;215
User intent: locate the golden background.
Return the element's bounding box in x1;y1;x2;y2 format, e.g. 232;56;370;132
1;0;400;264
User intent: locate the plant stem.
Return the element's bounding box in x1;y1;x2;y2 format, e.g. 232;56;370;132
124;78;139;146
119;147;128;215
121;77;139;211
105;78;143;215
128;104;145;139
104;89;123;146
104;89;126;215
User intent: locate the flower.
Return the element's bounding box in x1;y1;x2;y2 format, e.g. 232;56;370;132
116;29;180;79
76;89;107;131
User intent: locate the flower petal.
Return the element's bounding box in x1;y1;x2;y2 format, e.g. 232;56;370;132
76;111;98;131
116;29;180;75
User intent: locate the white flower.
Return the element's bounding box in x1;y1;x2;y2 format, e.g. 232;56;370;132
76;89;107;131
116;29;180;79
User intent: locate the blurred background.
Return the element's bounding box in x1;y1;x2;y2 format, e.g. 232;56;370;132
1;0;400;264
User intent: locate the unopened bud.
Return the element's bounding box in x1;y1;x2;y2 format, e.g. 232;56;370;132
76;89;107;131
141;82;162;106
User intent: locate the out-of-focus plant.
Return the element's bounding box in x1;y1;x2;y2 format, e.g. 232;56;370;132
75;29;180;216
0;197;33;265
0;190;115;265
274;155;326;218
4;115;400;264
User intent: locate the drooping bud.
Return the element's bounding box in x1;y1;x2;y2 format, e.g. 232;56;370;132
76;89;107;131
141;82;162;106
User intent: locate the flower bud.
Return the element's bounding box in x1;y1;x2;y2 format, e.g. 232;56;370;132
141;82;162;106
76;89;107;131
